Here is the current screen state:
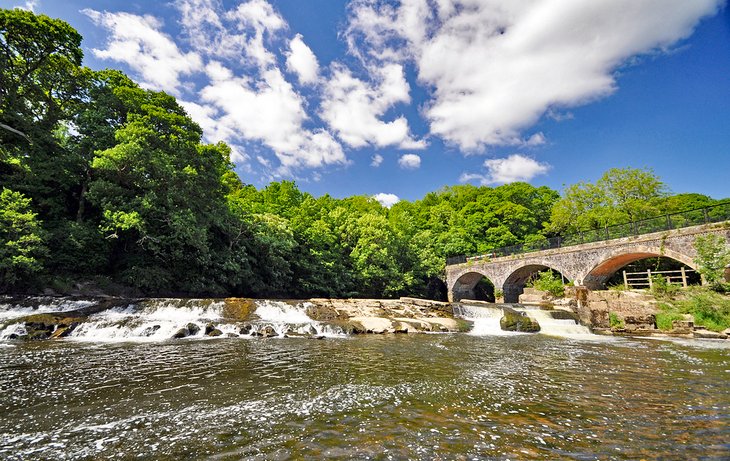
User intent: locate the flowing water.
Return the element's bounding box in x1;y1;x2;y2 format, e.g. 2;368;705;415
0;298;343;342
1;301;729;460
455;304;593;338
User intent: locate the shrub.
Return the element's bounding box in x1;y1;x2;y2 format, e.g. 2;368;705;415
609;312;625;329
650;274;680;298
527;270;566;297
681;291;730;332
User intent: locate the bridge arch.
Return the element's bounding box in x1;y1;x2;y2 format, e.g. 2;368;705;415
502;264;571;303
450;271;498;302
580;246;697;290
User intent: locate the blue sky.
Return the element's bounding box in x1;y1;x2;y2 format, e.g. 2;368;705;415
9;0;730;205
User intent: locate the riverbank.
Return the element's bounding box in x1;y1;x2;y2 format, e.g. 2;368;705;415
1;289;728;341
519;286;730;340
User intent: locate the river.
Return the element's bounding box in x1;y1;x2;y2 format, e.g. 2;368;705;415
1;302;729;460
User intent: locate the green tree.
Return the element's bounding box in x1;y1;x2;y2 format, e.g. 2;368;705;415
87;83;236;293
550;167;667;233
694;234;730;289
0;188;46;289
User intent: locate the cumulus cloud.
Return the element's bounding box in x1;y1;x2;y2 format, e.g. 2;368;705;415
286;34;320;85
198;65;346;172
370;154;384;167
321;63;425;150
398;153;421;170
346;0;722;150
460;154;550;185
373;193;400;208
83;0;345;176
83;9;203;95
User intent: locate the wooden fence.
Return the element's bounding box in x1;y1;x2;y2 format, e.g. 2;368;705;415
622;267;694;289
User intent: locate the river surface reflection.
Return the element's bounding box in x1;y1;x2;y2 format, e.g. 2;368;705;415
1;334;729;460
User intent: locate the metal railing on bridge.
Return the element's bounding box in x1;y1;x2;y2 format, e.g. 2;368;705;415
445;200;730;266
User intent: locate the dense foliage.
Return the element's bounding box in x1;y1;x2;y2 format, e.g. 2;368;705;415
1;10;727;299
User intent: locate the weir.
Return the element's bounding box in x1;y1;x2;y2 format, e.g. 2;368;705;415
0;298;345;341
454;302;593;337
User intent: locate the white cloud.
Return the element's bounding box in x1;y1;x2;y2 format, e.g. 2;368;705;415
398;153;421;170
373;193;400;208
172;1;345;175
174;0;223;53
83;9;203;96
227;0;285;32
460;154;550;185
346;0;722;150
199;66;346;172
286;34;319;85
321;63;425;149
14;0;38;11
370;154;383;167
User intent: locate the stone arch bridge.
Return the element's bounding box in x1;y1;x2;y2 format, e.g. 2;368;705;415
446;222;730;303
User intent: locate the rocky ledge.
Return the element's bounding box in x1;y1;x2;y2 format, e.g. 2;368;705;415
0;296;469;341
302;297;469;334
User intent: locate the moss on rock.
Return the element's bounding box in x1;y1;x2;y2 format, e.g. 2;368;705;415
500;309;541;332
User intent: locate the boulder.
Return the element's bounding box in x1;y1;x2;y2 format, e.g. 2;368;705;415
349;317;393;334
239;324;253;335
172;328;189;339
500;308;540;333
140;325;161;337
623;314;656;331
519;288;549;305
253;325;278;338
172;323;201;339
306;303;347;322
693;329;728;340
547;310;579;321
671;320;694;334
393;322;409;333
222;298;255;321
207;328;223;337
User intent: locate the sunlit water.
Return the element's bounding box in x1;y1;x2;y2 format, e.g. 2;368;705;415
1;334;729;460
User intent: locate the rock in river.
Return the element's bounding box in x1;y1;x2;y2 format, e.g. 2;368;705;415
500;308;541;333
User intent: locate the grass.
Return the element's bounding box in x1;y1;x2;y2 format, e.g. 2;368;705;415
607;283;630;291
654;286;730;332
655;311;685;331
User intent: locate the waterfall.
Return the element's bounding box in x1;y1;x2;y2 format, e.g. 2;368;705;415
250;300;344;337
515;308;593;337
67;299;227;342
0;298;345;342
455;304;522;336
454;302;594;338
0;297;94;321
